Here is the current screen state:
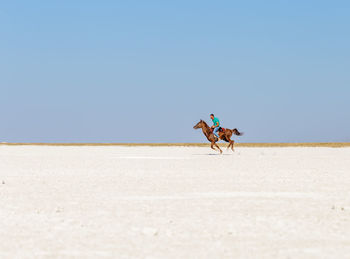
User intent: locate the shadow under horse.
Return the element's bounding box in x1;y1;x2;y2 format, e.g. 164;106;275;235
193;120;243;153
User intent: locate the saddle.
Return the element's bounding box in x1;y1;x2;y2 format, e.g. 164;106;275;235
218;127;226;132
210;127;226;133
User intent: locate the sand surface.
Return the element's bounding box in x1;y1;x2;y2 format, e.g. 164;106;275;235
1;146;350;258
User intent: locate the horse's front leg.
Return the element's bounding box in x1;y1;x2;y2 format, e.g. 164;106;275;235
214;142;223;154
210;142;217;151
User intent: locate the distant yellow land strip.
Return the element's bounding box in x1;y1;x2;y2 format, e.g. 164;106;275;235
1;143;349;148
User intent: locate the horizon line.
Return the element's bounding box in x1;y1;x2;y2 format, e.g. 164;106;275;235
1;142;350;148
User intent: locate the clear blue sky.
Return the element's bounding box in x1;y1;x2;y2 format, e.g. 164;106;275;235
1;1;349;143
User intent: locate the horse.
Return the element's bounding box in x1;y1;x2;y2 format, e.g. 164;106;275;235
193;120;243;153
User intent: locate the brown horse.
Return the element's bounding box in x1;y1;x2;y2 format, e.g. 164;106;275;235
193;120;243;153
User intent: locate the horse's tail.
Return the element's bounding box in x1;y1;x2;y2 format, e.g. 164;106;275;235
232;128;243;136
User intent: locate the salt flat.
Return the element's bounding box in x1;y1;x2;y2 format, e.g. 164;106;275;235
0;146;350;258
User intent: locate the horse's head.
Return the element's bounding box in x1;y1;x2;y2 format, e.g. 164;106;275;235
193;120;204;129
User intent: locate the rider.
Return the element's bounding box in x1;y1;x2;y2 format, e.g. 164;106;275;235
210;113;220;138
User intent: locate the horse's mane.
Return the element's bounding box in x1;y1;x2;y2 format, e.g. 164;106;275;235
201;119;209;128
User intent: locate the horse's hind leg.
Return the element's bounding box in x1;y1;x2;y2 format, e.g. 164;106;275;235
226;139;231;150
224;136;233;151
230;139;235;151
225;136;233;150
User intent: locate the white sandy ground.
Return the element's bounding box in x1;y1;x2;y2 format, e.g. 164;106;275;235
0;146;350;259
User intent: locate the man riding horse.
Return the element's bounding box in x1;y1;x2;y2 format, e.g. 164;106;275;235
193;115;243;153
210;113;220;139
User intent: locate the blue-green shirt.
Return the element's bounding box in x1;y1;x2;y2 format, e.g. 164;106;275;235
212;117;220;127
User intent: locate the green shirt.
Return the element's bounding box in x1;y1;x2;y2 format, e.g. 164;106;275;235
212;117;220;127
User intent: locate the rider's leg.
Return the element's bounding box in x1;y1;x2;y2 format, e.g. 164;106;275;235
214;127;220;138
